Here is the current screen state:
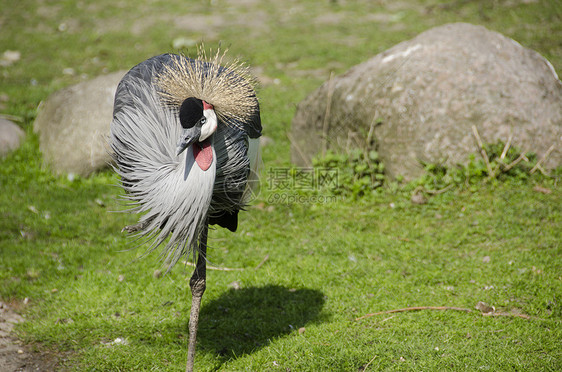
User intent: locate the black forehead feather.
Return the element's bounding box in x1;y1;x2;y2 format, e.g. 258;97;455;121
179;97;203;128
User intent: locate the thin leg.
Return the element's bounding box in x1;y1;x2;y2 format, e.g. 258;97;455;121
186;225;208;372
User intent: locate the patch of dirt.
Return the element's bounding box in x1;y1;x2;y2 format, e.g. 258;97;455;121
0;301;64;372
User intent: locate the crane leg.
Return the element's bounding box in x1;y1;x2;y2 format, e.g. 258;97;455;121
186;225;208;372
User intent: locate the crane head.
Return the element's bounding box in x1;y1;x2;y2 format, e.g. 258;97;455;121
176;97;217;156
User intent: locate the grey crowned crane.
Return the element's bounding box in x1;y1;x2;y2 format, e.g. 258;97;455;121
109;50;261;371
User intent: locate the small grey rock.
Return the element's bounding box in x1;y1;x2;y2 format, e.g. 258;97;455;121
0;118;25;157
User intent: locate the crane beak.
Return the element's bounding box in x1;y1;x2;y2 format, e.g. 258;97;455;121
176;126;201;156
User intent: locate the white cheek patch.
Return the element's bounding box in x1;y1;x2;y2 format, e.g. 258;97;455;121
199;109;218;141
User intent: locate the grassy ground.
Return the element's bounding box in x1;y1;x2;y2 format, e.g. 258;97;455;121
1;0;561;370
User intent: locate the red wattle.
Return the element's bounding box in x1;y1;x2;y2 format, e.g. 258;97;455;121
203;101;214;110
193;141;213;171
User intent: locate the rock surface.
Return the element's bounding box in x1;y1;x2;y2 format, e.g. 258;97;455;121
291;23;562;179
0;118;25;157
33;71;126;176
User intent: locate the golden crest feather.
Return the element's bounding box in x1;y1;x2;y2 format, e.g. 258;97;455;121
155;47;259;127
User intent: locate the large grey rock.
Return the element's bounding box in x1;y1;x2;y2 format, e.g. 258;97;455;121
33;71;126;176
291;23;562;179
0;118;25;157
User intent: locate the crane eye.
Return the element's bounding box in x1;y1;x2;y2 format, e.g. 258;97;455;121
200;117;207;124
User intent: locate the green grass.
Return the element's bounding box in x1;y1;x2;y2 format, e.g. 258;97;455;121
1;0;561;370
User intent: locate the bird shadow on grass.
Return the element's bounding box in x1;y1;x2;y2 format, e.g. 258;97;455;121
196;285;325;360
